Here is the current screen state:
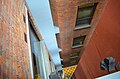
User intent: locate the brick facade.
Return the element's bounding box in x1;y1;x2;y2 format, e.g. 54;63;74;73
50;0;106;67
0;0;32;78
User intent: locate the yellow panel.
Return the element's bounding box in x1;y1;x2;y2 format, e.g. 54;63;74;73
63;65;77;77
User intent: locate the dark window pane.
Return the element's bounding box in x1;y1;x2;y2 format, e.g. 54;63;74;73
75;3;97;27
70;60;77;64
70;52;80;57
24;33;27;43
77;8;93;19
73;36;86;46
61;61;64;65
70;58;79;65
76;17;91;26
23;15;26;23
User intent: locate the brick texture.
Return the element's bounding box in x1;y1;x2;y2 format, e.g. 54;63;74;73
50;0;106;67
0;0;32;79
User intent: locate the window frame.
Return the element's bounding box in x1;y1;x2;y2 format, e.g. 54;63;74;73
24;32;27;43
72;35;86;48
70;52;80;58
75;3;97;30
23;15;26;23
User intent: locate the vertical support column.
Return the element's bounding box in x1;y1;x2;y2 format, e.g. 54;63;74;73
34;41;47;79
25;6;34;79
50;60;56;73
41;41;51;79
34;41;52;79
40;41;47;79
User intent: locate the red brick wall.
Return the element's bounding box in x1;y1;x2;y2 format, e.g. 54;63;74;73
73;0;120;78
0;0;32;79
50;0;105;67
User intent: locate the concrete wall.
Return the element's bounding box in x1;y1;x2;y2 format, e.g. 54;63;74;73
0;0;32;78
73;0;120;79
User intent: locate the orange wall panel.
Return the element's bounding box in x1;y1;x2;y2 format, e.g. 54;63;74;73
74;0;120;79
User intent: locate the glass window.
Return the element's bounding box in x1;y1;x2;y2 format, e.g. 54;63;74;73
24;33;27;43
77;7;93;18
70;58;79;65
23;15;26;23
70;59;77;64
70;52;80;57
73;36;86;46
70;60;76;64
75;3;97;27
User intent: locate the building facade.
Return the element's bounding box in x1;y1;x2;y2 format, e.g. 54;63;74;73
50;0;120;78
72;0;120;79
0;0;32;78
1;0;120;79
50;0;106;78
0;0;59;79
